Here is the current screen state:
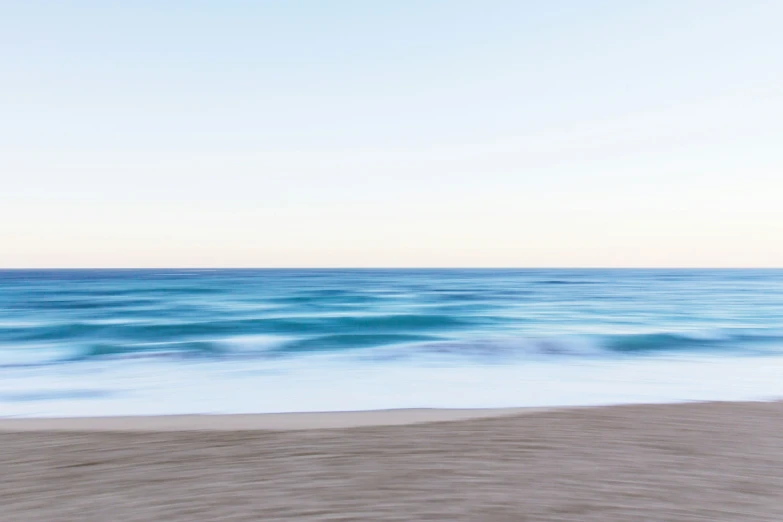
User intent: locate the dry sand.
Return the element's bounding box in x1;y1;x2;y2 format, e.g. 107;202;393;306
2;401;783;521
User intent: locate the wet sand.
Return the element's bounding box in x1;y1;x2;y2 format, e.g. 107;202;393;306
0;407;535;431
3;401;783;521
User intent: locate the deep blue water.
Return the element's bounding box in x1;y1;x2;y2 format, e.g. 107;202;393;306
2;269;783;417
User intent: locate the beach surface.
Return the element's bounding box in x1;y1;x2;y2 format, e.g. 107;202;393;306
3;401;783;521
0;407;534;431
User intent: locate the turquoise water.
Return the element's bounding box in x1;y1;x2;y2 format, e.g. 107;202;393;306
2;269;783;416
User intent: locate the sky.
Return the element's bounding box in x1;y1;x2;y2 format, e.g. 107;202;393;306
2;0;782;268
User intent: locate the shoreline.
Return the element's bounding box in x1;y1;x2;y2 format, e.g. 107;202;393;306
0;407;543;431
0;400;776;431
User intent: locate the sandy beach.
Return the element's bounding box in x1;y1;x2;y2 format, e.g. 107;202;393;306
3;401;783;521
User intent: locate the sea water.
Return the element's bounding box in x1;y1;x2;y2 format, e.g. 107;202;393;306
1;269;782;417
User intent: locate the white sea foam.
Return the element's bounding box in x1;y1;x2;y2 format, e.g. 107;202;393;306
3;353;783;418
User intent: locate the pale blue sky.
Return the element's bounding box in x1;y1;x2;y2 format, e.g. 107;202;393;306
2;1;782;267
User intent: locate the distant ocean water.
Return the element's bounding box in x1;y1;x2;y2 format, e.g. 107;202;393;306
2;269;783;417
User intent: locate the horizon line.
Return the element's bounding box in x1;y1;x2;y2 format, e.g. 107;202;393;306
2;267;782;271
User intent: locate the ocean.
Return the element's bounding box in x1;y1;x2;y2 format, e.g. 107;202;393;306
1;268;783;417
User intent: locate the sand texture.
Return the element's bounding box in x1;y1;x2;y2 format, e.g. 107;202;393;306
2;401;783;521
